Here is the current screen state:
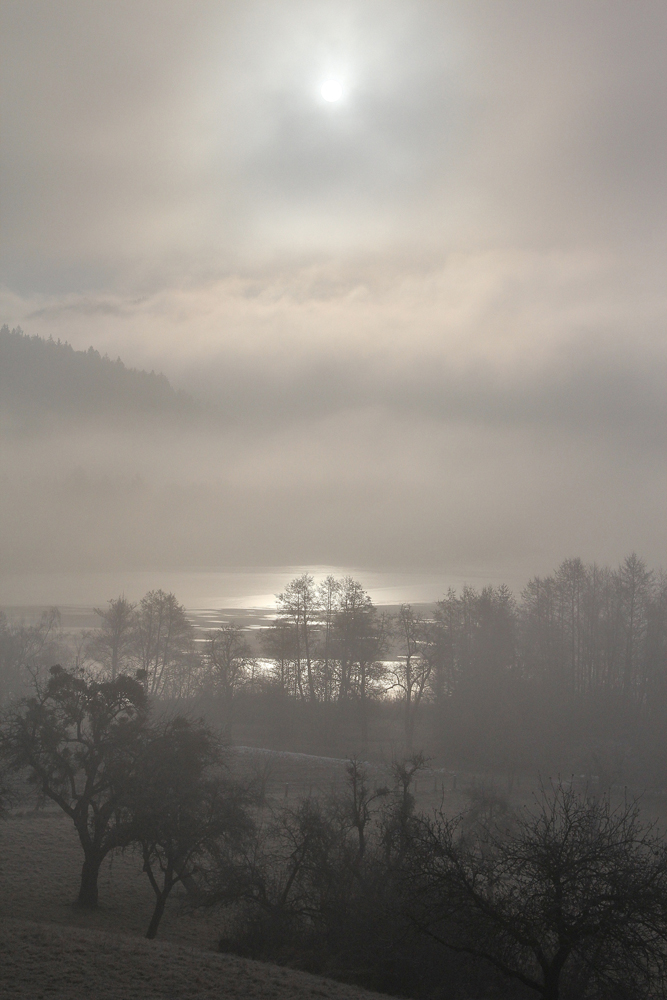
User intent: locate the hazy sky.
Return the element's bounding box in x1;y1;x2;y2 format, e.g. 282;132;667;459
1;1;665;597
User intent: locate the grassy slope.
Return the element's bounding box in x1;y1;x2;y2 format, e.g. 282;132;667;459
0;921;392;1000
0;812;390;1000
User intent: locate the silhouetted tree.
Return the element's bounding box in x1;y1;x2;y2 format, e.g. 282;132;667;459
132;590;197;699
90;596;136;681
205;623;254;737
1;665;148;906
127;716;252;938
276;575;319;702
405;782;667;1000
390;606;432;751
340;758;388;863
381;753;428;865
332;579;388;746
316;575;342;703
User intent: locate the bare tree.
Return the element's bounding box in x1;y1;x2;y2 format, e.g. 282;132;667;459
617;552;653;700
406;782;667;1000
261;617;298;696
0;607;63;704
206;622;254;737
316;575;341;703
331;578;388;746
389;605;432;752
132;590;196;699
90;596;136;681
126;716;252;938
276;575;318;703
340;758;388;863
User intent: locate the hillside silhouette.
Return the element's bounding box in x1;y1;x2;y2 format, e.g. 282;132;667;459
0;326;196;432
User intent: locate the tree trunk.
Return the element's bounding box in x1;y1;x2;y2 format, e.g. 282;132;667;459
542;947;569;1000
543;971;559;1000
180;871;201;899
77;855;101;907
360;700;369;750
145;891;168;939
405;702;414;753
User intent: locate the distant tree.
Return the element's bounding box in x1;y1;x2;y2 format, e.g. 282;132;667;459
340;758;389;863
276;575;319;702
331;580;388;747
617;553;654;700
405;782;667;1000
389;606;432;752
644;571;667;715
132;590;197;699
90;596;136;680
0;665;148;906
0;607;63;705
316;575;342;703
126;716;252;938
426;589;460;703
381;753;428;866
261;617;298;696
205;623;254;737
263;574;388;732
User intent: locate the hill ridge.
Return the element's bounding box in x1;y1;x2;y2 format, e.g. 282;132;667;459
0;325;196;431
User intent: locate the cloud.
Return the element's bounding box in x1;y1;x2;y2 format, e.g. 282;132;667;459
2;1;666;291
3;248;664;447
1;1;665;586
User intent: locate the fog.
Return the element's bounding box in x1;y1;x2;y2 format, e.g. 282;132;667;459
1;1;665;601
3;10;667;995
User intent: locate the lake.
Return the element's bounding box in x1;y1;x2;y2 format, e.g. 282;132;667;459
0;564;521;617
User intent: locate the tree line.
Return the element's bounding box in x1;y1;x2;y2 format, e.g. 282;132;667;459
0;591;199;705
1;553;665;775
0;324;194;430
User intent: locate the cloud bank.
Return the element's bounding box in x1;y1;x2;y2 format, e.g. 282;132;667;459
1;1;665;592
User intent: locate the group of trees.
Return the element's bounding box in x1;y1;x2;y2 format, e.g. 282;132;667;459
0;591;199;707
207;759;667;1000
0;664;251;937
1;554;665;774
252;557;667;762
262;575;393;744
261;556;666;708
520;554;666;704
395;554;667;713
90;590;198;698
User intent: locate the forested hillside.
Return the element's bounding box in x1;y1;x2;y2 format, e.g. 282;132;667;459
0;326;195;431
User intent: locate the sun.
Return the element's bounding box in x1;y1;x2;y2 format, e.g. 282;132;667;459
320;80;343;102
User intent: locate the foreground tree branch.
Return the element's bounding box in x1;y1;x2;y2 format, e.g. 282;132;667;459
404;782;667;1000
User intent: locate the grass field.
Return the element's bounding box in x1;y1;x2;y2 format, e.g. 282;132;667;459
0;920;393;1000
0;743;484;1000
0;806;395;999
4;744;655;999
0;755;465;944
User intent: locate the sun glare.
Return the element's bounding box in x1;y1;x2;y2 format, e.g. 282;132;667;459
320;80;343;102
